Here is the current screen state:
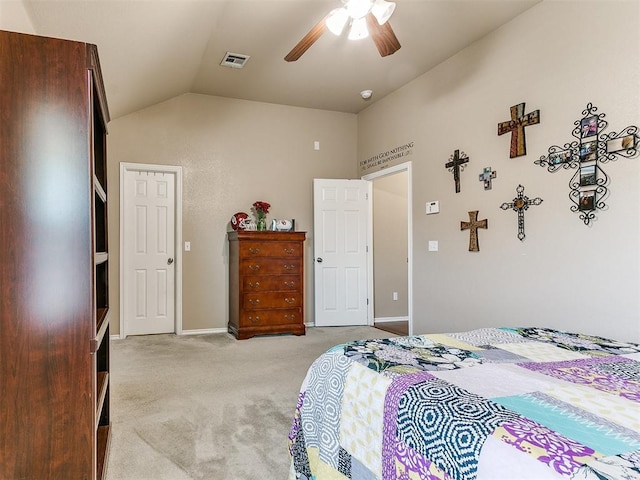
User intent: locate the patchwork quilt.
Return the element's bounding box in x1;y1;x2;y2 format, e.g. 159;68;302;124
288;327;640;480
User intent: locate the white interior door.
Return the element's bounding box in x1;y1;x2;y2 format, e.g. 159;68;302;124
313;179;370;327
122;168;176;335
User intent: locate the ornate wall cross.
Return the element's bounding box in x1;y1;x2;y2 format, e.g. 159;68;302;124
534;103;638;225
498;102;540;158
500;184;543;241
479;167;497;190
445;149;469;193
460;210;487;252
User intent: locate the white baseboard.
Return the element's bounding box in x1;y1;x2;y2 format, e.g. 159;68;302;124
112;328;227;340
374;316;409;323
306;321;404;328
112;323;403;338
181;328;228;335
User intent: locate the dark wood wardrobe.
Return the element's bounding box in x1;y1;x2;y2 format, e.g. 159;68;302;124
0;30;111;479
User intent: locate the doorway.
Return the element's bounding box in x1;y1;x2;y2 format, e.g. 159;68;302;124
119;163;183;338
363;162;412;336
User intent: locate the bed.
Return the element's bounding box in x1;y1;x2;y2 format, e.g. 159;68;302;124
288;327;640;480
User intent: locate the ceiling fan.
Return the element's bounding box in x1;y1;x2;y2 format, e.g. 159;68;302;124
284;0;401;62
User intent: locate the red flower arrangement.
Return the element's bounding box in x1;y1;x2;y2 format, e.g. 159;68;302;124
252;201;271;230
252;201;270;216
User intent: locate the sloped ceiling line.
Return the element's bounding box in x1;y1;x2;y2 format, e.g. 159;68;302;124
22;0;541;119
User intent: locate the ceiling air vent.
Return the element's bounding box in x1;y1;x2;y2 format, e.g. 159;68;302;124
220;52;250;69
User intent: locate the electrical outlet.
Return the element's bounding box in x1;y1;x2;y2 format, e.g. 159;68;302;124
428;240;438;252
392;292;398;301
184;241;191;251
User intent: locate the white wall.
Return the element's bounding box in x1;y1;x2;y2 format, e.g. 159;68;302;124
358;0;640;342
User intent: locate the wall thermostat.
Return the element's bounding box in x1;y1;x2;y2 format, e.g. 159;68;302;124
426;201;440;215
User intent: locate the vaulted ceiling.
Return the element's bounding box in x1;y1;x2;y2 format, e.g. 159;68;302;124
21;0;541;119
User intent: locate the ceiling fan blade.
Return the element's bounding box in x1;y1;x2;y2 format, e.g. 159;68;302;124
284;15;328;62
366;13;401;57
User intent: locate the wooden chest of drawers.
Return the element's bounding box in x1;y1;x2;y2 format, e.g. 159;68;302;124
228;231;306;339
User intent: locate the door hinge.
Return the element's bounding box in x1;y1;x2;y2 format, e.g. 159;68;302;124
366;298;369;305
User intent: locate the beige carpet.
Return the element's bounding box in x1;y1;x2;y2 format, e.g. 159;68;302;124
105;326;392;480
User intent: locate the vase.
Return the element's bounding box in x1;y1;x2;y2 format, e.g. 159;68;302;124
256;217;267;231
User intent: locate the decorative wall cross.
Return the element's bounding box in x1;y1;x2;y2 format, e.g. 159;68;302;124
479;167;497;190
460;210;487;252
498;102;540;158
445;149;469;193
500;184;543;241
534;103;638;225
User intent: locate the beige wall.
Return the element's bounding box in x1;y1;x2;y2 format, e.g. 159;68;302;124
358;0;640;342
0;1;35;33
108;94;357;334
4;0;638;342
373;171;408;318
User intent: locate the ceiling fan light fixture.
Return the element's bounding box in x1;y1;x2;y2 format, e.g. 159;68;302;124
371;0;396;25
284;0;400;61
348;16;369;40
345;0;374;20
326;7;349;36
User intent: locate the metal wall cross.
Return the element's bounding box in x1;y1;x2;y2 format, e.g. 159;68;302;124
479;167;497;190
534;102;639;226
500;184;543;241
498;102;540;158
460;210;488;252
445;149;469;193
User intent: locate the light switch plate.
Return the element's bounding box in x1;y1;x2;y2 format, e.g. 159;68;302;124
428;240;438;252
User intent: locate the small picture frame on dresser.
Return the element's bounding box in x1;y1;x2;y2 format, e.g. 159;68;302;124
272;219;295;231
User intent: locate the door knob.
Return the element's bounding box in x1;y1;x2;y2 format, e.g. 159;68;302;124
167;258;174;265
316;257;323;263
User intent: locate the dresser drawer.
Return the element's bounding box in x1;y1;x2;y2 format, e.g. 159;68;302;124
240;259;300;275
239;241;301;259
243;275;300;292
243;292;302;309
240;309;302;327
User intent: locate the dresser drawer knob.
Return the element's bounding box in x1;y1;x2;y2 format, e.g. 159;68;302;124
283;281;296;288
284;297;296;304
283;264;295;270
283;248;294;254
249;315;260;323
249;298;261;306
248;281;261;289
248;264;261;271
249;247;261;254
284;314;296;321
